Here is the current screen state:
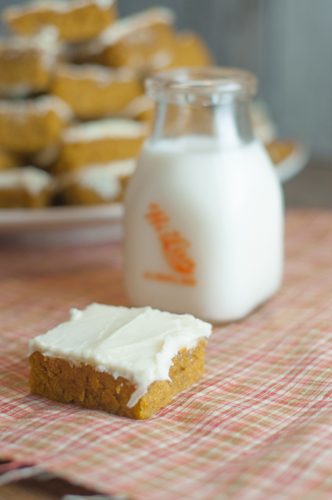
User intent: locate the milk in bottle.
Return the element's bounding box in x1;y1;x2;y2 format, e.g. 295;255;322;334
124;68;283;323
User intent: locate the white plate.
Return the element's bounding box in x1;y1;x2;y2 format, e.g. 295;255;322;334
0;202;123;230
0;140;309;245
274;141;309;183
0;203;124;246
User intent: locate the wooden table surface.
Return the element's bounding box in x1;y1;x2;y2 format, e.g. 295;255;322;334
1;160;332;500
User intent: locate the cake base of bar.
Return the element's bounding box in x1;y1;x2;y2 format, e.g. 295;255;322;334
61;183;121;206
29;340;206;419
0;187;52;208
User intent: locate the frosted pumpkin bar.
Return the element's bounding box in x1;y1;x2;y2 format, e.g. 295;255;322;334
55;118;147;173
59;158;136;205
73;7;176;70
0;29;58;97
98;7;176;69
28;304;212;419
51;63;142;120
0;95;73;153
3;0;117;43
164;31;213;70
265;140;296;165
0;166;54;208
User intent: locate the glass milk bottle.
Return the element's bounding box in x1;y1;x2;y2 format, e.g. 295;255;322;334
124;68;283;323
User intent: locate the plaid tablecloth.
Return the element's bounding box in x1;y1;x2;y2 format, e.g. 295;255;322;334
1;209;332;500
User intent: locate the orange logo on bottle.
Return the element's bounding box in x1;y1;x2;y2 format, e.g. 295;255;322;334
144;203;197;286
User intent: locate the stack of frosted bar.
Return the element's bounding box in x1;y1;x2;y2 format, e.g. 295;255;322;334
0;0;212;208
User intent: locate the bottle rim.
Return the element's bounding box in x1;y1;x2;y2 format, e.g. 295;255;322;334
145;67;257;105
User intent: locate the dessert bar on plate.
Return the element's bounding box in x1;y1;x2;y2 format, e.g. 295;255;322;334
59;158;136;205
0;166;54;208
0;95;73;153
94;7;176;70
3;0;118;43
51;64;142;120
0;29;58;97
55;118;147;172
28;304;212;419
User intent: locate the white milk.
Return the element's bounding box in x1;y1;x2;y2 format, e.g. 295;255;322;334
124;135;283;323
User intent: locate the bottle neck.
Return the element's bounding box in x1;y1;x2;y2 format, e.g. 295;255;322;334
150;97;254;150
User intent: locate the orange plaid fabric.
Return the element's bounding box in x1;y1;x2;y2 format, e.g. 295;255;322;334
1;209;332;499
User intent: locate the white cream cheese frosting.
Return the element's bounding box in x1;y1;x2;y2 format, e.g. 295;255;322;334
63;118;147;143
75;159;136;199
6;0;115;16
99;7;175;47
0;27;58;66
0;95;73;121
28;303;212;407
56;63;136;85
122;95;154;118
77;165;122;200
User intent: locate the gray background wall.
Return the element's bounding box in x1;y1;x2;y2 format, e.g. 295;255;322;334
0;0;330;163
